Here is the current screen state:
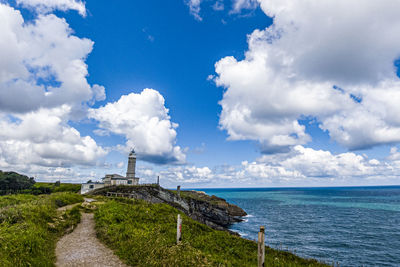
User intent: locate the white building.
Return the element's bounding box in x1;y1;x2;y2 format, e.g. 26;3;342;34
81;149;140;194
102;174;137;186
81;182;106;194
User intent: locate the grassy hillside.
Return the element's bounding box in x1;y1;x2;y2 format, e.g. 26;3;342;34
94;198;328;267
0;169;81;195
0;192;83;266
34;182;81;194
0;170;35;195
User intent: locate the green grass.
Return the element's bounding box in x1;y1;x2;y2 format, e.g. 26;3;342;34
0;192;83;266
94;198;328;267
34;182;81;193
0;194;38;208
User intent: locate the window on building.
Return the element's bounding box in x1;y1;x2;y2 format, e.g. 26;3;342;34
89;185;94;189
128;180;132;184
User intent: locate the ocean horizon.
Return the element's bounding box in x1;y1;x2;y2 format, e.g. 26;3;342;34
196;186;400;267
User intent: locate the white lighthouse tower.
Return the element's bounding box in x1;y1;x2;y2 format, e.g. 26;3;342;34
126;149;139;185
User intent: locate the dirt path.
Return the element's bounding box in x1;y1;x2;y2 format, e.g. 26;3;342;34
56;203;128;267
57;203;80;212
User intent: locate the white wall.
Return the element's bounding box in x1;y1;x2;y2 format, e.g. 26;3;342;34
80;183;105;194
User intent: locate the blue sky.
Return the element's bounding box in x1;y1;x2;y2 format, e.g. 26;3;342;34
71;0;272;166
1;0;400;187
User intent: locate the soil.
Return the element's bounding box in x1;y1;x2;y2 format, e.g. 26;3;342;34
57;203;80;212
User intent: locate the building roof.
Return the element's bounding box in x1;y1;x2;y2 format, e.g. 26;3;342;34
102;174;140;180
103;174;124;178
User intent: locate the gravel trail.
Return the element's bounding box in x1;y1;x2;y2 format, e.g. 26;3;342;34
56;211;128;267
57;203;80;212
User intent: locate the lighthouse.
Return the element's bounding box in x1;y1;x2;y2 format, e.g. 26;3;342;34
126;148;137;180
103;149;139;186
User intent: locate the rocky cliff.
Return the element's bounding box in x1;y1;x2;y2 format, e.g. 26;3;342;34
89;185;247;231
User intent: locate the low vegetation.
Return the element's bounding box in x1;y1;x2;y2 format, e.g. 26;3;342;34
0;172;327;266
177;189;241;209
0;192;83;266
0;169;81;195
34;182;81;194
0;170;35;195
94;198;328;267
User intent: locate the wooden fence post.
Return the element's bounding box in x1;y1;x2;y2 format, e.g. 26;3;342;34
177;214;182;244
258;226;265;267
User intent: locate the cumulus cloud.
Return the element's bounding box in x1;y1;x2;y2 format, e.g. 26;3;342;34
160;166;213;184
235;146;400;186
0;106;106;169
387;147;400;161
0;3;108;180
215;0;400;152
0;4;101;114
89;89;186;165
135;165;215;187
255;146;375;179
16;0;86;16
136;146;400;187
238;145;400;185
2;164;101;183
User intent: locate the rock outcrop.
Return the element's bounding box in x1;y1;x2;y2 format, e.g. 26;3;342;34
89;185;246;231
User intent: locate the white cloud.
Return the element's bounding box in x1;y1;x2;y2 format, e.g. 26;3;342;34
185;0;203;21
16;0;86;16
215;0;400;152
89;89;186;165
0;4;101;114
387;147;400;161
160;166;213;184
186;0;258;20
231;0;258;13
136;165;215;187
91;84;106;102
1;164;102;183
0;3;188;182
240;145;400;185
256;146;375;178
0;106;106;169
0;3;108;181
212;0;224;11
137;146;400;187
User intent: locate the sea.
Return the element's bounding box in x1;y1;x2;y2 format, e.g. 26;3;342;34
200;186;400;267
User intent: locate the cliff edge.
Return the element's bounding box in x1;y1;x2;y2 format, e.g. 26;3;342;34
89;185;247;231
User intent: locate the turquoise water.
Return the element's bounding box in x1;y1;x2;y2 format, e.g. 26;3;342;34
201;186;400;267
